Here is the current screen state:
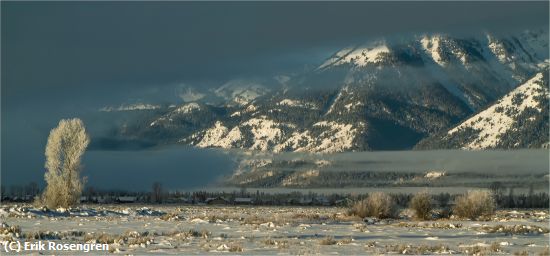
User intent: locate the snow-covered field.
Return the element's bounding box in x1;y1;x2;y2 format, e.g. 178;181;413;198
1;204;548;255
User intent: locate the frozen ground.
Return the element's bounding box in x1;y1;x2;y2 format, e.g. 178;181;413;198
0;204;548;255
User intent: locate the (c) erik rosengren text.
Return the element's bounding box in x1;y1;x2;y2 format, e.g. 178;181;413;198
2;241;109;253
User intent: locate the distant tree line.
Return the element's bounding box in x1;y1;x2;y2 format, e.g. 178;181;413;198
2;182;548;209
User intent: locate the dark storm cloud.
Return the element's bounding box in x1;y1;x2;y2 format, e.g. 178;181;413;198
2;1;548;108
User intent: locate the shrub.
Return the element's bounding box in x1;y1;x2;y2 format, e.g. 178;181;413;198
229;244;243;252
350;192;397;219
540;246;550;256
319;236;337;245
481;224;549;235
83;232;117;244
453;190;495;220
338;237;353;245
409;191;432;220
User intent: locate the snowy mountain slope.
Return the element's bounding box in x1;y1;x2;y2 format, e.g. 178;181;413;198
112;30;548;152
416;71;549;150
317;30;547;110
182;115;366;153
318;42;391;69
100;103;161;112
213;80;271;105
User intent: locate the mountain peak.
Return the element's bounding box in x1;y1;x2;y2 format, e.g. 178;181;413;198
318;41;390;69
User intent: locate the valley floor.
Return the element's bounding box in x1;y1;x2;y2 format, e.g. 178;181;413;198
1;204;548;255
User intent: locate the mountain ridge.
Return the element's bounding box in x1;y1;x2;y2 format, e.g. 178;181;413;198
106;30;549;152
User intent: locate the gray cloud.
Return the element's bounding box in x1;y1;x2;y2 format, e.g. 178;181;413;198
3;2;548;108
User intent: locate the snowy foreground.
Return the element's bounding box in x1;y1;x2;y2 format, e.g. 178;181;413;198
1;204;548;255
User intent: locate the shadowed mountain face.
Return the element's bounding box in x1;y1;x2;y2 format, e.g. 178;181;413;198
101;30;549;152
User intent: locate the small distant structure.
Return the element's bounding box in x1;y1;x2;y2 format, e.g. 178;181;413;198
92;196;112;204
313;196;331;206
425;170;446;179
167;196;191;204
117;196;137;203
234;197;254;205
299;198;313;205
206;196;229;205
334;198;352;207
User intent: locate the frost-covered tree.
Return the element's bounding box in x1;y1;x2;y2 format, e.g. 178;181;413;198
39;118;90;208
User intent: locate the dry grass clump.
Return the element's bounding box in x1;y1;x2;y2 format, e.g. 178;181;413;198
186;229;210;239
242;215;267;225
466;245;484;255
242;215;287;226
384;244;450;254
65;230;85;237
365;241;377;248
157;230;179;237
120;231;154;246
409;191;432;220
126;236;153;247
337;237;353;245
539;246;550;256
277;240;290;249
263;238;289;249
0;223;21;237
264;238;277;246
208;215;230;223
490;242;502;253
330;212;362;222
160;212;180;221
396;222;462;229
228;243;243;252
459;243;504;255
353;223;369;232
83;230;154;246
83;232;118;244
481;224;549;235
349;192;397;219
26;230;83;240
453;190;495;220
319;236;337;245
292;212;326;221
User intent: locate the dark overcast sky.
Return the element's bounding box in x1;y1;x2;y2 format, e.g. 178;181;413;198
1;2;548;187
2;2;549;109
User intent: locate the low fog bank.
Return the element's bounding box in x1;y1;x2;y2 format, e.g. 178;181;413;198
2;147;547;192
340;150;549;174
2;146;236;192
259;149;549;174
82;147;236;191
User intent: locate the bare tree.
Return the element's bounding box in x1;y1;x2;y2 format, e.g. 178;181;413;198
39;118;90;208
152;182;163;204
25;182;39;198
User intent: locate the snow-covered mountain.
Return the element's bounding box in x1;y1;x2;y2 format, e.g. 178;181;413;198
99;103;161;112
213;80;271;106
112;30;549;152
416;71;549;150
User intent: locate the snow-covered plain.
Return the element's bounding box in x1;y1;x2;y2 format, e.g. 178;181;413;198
1;205;548;255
